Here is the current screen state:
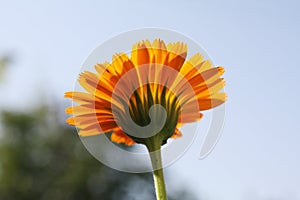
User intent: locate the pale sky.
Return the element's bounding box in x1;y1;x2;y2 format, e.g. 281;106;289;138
1;0;300;199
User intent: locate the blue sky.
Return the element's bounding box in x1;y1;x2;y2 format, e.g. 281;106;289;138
1;0;300;199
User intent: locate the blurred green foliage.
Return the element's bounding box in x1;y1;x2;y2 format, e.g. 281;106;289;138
0;55;11;81
0;106;198;200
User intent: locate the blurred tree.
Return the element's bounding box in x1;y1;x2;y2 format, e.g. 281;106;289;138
0;105;198;200
0;55;12;81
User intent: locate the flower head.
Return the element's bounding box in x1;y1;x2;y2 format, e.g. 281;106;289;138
65;39;226;147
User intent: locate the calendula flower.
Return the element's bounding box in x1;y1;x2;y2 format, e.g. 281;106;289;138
65;38;226;200
65;39;226;146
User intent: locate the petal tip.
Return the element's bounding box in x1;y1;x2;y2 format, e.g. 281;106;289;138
218;66;225;75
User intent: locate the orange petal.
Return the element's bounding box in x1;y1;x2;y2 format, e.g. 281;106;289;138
78;121;117;137
131;41;150;66
73;117;116;129
111;53;130;75
171;128;183;139
198;93;227;110
82;119;116;130
78;71;113;99
65;105;112;115
178;53;203;85
179;112;203;123
64;91;102;104
166;42;187;71
195;78;225;99
111;129;135;146
66;117;75;126
196;60;213;73
187;67;222;88
151;39;168;64
79;127;103;137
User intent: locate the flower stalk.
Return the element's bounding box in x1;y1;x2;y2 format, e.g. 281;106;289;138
146;136;168;200
151;150;167;200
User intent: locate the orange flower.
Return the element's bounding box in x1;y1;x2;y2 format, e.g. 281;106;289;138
65;39;226;147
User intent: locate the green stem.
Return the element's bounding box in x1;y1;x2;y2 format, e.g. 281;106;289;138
151;152;167;200
146;139;168;200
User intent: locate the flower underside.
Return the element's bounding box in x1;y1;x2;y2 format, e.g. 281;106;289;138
65;39;226;146
114;83;180;145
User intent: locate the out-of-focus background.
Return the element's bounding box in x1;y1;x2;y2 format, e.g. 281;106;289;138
1;0;300;199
